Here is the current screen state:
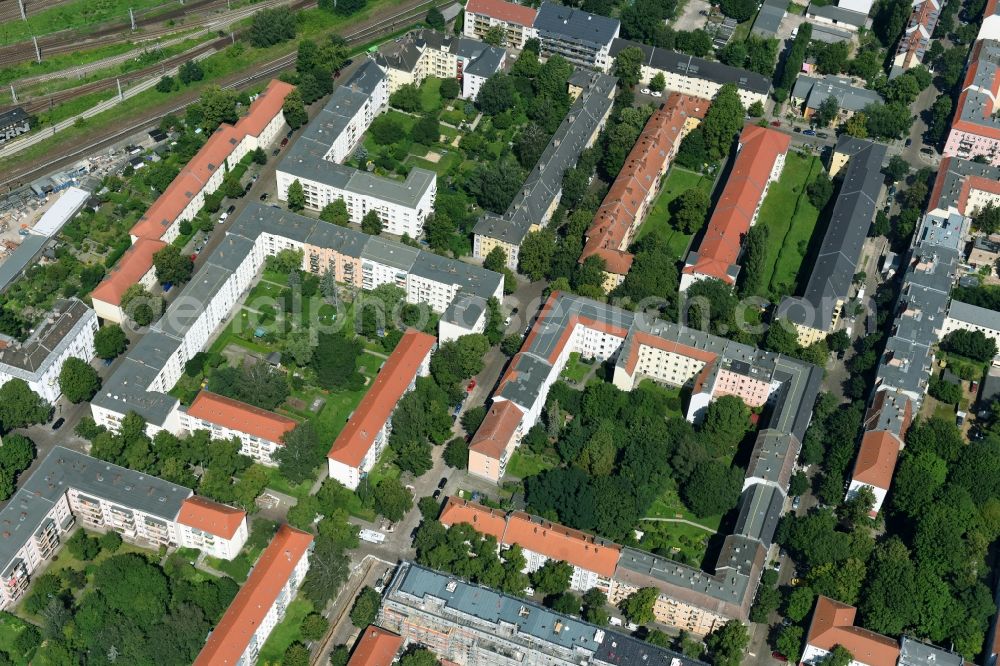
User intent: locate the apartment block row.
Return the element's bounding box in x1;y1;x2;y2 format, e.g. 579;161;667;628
581;93;707;292
942;0;1000;167
376;28;506;101
90;204;501;443
464;0;620;70
847;157;995;515
182;390;298;466
91;79;294;323
193;524;313;666
890;0;944;76
466;291;821;634
472;70;616;269
276;60;437;238
327;329;436;489
377;561;707;665
0;446;248;609
777;136;886;346
801;596;964;666
0;298;97;404
680;124;790;291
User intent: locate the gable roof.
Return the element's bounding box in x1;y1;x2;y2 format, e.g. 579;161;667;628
348;626;404;666
187;391;298;445
193;525;314;665
804;596;902;665
90;238;166;307
176;495;246;539
328;329;436;467
468;399;525;459
465;0;537;27
850;430;901;491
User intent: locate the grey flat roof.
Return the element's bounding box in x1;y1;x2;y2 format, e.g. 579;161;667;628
0;234;47;293
898;637;964;666
473;70;616;246
807;2;868;25
752;0;786;36
388;561;705;665
0;446;192;569
610;39;771;95
534;2;620;47
928;156;1000;215
733;483;784;547
954;41;1000;140
0;107;27;127
810;23;855;42
746;429;798;487
948;299;1000;331
0;299;93;375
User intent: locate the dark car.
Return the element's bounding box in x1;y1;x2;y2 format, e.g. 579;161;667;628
244;181;253;193
52;417;65;431
432;489;442;500
286;129;294;140
226;205;236;215
438;477;448;490
905;138;913;147
817;132;829;139
271;148;279;157
280;137;289;148
920;147;935;155
259;193;269;201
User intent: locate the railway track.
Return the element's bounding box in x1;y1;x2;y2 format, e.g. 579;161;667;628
0;0;240;68
0;0;450;190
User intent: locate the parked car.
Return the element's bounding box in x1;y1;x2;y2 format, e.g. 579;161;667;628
52;417;65;431
226;205;236;215
280;137;289;147
271;148;279;156
770;120;781;127
244;181;253;193
466;379;476;392
640;88;650;95
438;477;448;490
792;496;801;510
190;253;198;261
817;132;829;138
650;90;662;97
793;127;802;133
920;147;934;154
802;129;816;136
432;489;442;500
260;193;269;201
218;212;229;223
905;138;913;147
772;652;788;662
286;129;294;140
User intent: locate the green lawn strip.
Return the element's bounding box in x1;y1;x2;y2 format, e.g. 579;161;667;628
405;151;461;176
644;485;722;531
506;450;556;479
0;0;406;174
257;597;313;663
766;153;822;298
419;76;442;113
636;520;711;565
0;0;179;46
1;41;139;87
635;166;712;260
559;352;593;384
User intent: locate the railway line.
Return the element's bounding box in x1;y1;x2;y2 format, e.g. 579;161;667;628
0;0;450;190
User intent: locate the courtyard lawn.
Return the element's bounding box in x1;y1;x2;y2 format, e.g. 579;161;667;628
560;352;594;384
506;450;557;479
753;152;824;300
420;77;444;114
636;167;715;260
257;597;313;664
406;149;462;176
635;379;685;417
0;612;34;665
299;351;385;445
644;485;723;532
637;520;713;566
263;467;313;502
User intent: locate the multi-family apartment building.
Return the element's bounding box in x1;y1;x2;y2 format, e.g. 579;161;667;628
581;94;707;291
347;626;405;665
379;561;707;665
941;299;1000;358
193;524;313;666
777;136;886;345
0;446;248;609
532;2;620;71
276;60;437;238
801;596;963;666
0;107;29;144
328;329;436;489
465;292;821;633
608;39;771;109
376;29;506;100
790;75;884;121
680;124;790;291
181;391;298;466
473;71;616;269
845;391;912;515
90;79;294;323
440;497;621;593
90;204;502;437
0;298;98;404
891;0;943;76
943;37;1000;166
463;0;538;49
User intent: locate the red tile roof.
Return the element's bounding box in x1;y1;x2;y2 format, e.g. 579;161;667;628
465;0;537;27
193;525;313;666
850;430;901;492
468;399;524;459
348;626;403;666
187;391;298;445
803;596;901;666
949;43;1000;142
441;497;622;579
582;95;708;277
929;157;1000;216
176;495;247;539
683;125;790;285
328;329;436;467
89;238;166;307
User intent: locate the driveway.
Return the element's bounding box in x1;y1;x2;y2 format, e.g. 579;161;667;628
673;0;712;32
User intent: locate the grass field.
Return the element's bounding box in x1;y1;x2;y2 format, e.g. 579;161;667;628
257;597;313;664
559;352;594;384
0;612;34;665
645;485;723;532
637;519;713;566
506;450;557;479
636;167;715;260
752;152;824;300
0;0;180;46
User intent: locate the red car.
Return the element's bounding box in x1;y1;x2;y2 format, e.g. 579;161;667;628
772;652;788;662
280;137;289;148
190;254;198;262
466;379;476;392
770;120;781;127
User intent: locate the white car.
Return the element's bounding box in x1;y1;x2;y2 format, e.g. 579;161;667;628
640;88;650;95
651;90;663;98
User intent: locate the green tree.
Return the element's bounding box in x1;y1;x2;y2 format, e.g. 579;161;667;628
649;72;666;92
121;284;164;326
785;585;816;622
823;646;854;666
153;245;194;286
311;333;363;390
287;179;306;211
670;187;711;234
443;437;469;469
426;5;445;29
614;47;644;88
775;625;804;662
319;0;365;16
94;324;128;360
582;588;609;625
748;100;764;117
531;560;573;596
283;89;309;130
681;461;743;518
277;422;323;484
349;586;381;628
319;199;350;228
399;647;441;666
705;619;749;666
619;587;658;625
361;210;383;235
807;173;834;209
373;477;413;522
814;96;840;127
156;73;176;91
99;530;123;553
501;334;523;357
702;395;751;454
720;0;756;20
248;6;297;47
412;114;441;145
58;358;101;404
483;25;506;46
178;60;204;84
749;570;780;623
476;73;517;115
282;642;311;666
439;77;460;99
